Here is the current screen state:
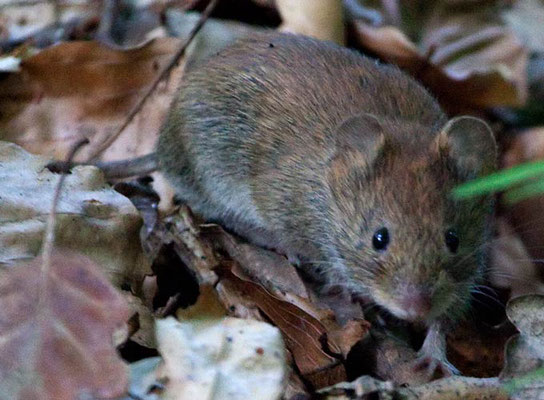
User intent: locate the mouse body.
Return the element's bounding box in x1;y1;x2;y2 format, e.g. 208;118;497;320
73;32;498;371
159;31;495;322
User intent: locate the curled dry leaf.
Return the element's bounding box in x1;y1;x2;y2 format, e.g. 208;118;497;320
201;226;369;388
500;295;544;399
0;251;130;400
351;1;528;111
0;38;180;160
0;142;151;289
157;288;287;400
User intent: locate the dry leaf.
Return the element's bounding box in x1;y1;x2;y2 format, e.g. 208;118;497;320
126;357;162;400
158;288;287;400
276;0;345;44
208;227;311;299
0;141;151;289
500;295;544;399
217;268;347;389
318;375;508;400
0;38;182;207
502;0;544;53
501;128;544;284
0;38;180;158
446;319;512;378
490;218;544;298
0;251;130;400
125;293;157;349
351;1;528;111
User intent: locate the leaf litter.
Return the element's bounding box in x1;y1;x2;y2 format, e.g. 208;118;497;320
1;0;544;399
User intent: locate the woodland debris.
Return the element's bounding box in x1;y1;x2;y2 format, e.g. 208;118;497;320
0;141;151;289
0;251;130;400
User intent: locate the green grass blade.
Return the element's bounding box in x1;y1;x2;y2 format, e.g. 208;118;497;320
503;180;544;204
453;160;544;199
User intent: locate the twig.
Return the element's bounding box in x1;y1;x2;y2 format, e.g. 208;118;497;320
87;0;219;159
0;0;48;9
381;0;401;27
41;138;90;280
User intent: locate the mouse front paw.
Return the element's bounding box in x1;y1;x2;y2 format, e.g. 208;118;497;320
411;352;459;380
412;322;459;380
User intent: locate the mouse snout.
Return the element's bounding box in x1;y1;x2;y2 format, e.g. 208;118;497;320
398;286;433;322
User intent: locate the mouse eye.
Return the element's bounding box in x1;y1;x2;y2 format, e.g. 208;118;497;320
372;227;390;251
445;229;459;253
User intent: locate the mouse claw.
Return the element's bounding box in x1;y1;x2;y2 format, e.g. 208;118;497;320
412;353;459;380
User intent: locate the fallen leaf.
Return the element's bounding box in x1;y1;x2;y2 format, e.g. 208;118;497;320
124;357;162;400
276;0;345;45
318;375;508;400
0;141;151;289
0;251;130;400
501;127;544;283
124;292;157;349
490;218;544;298
0;38;180;160
207;226;311;299
350;0;528;112
217;268;347;388
157;307;287;399
446;319;513;378
500;295;544;399
502;0;544;53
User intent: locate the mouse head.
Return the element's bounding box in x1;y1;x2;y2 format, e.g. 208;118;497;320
327;114;497;324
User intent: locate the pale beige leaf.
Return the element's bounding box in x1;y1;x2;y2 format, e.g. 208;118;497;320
156;312;287;400
276;0;345;44
0;141;151;288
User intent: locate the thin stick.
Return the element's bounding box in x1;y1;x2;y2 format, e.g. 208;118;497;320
41;138;90;276
88;0;219;159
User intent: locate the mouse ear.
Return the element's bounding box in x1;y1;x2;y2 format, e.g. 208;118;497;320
334;113;386;167
436;116;497;178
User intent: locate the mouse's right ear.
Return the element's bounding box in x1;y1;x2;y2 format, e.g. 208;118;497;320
333;113;386;169
436;116;497;179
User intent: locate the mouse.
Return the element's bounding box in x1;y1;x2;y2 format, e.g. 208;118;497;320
53;32;497;375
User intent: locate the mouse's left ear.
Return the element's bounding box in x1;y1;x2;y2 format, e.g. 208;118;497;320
436;116;497;178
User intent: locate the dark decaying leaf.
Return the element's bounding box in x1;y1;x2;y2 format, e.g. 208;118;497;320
0;251;130;400
446;319;513;378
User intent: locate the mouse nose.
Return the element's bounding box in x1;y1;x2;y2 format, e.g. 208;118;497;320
399;289;432;321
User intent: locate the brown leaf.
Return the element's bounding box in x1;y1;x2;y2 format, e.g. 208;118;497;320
0;251;130;400
350;0;528;112
489;218;544;298
327;319;370;359
447;319;513;378
502;128;544;284
208;226;311;299
218;268;346;388
0;38;181;200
